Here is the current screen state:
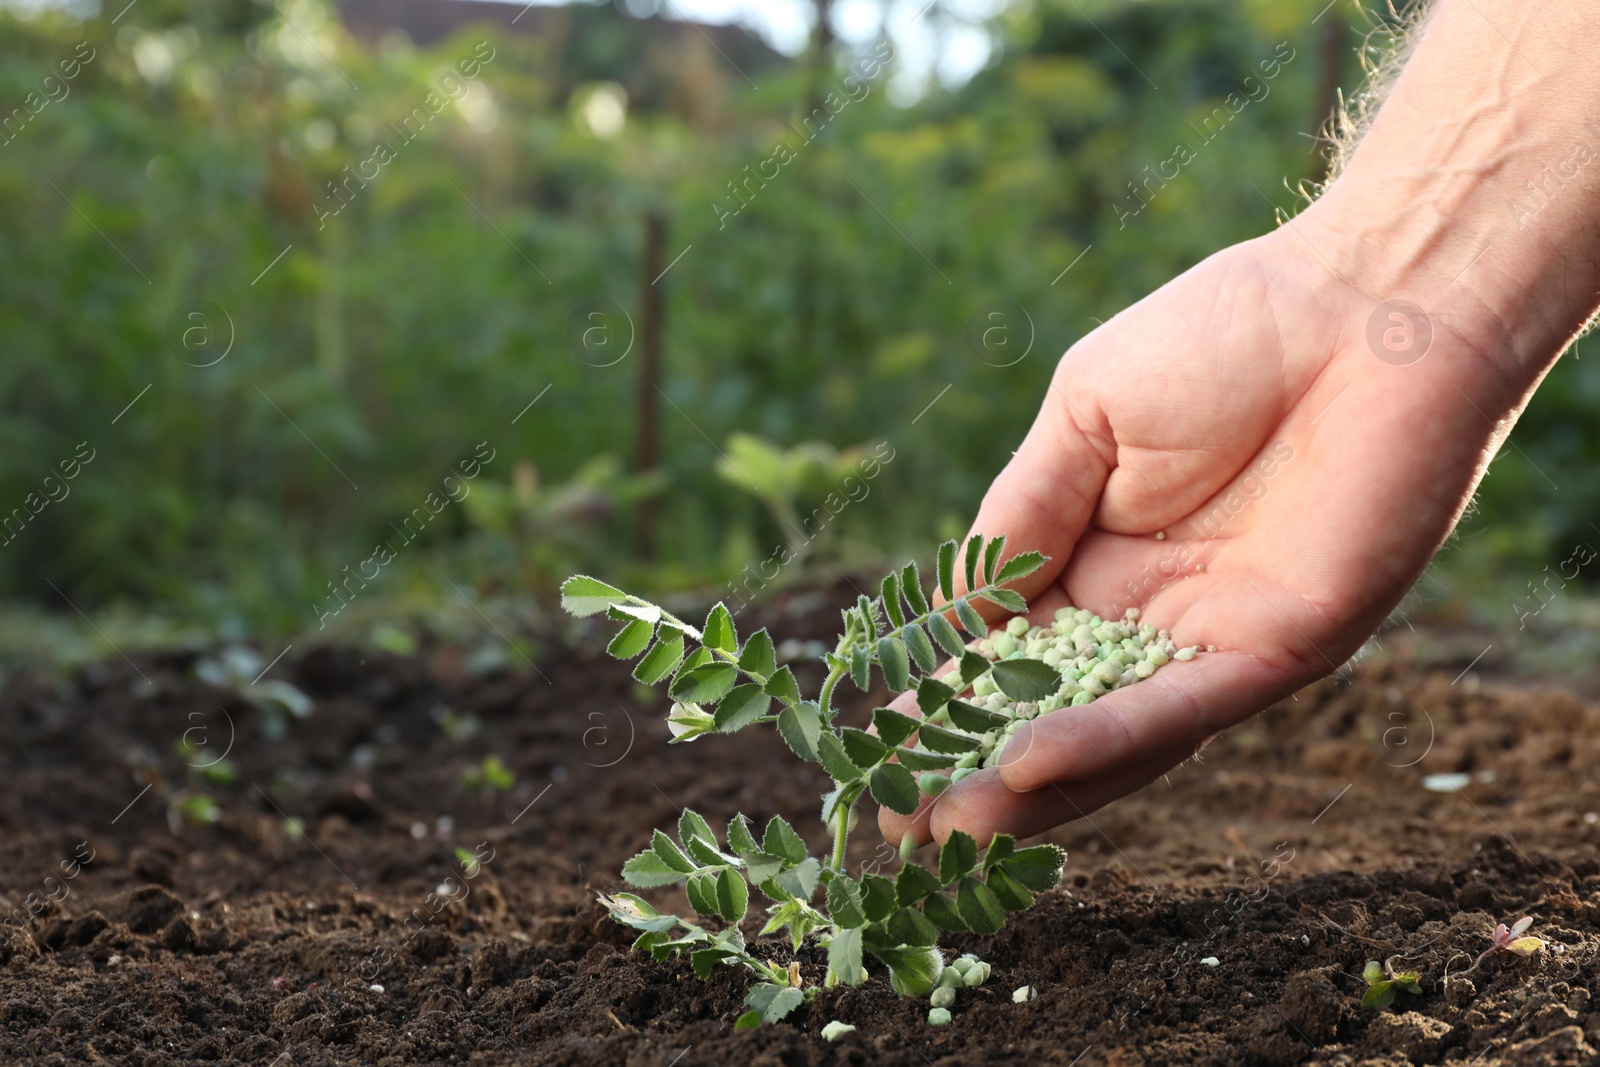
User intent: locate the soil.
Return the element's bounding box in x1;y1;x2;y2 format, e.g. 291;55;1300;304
2;587;1600;1066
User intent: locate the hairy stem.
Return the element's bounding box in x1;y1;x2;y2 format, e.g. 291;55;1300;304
828;781;863;873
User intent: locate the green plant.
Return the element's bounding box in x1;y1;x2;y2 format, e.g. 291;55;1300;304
461;755;515;795
1445;916;1546;985
1361;960;1423;1010
564;535;1193;1027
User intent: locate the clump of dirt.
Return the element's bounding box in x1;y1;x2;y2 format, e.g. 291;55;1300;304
1;588;1599;1065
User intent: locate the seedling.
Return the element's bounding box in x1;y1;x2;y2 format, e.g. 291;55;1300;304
461;754;515;795
564;535;1196;1027
194;646;313;741
455;845;484;878
1445;916;1546;985
166;790;222;834
1361;959;1423;1010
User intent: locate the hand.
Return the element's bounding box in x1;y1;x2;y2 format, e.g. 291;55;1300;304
880;215;1537;848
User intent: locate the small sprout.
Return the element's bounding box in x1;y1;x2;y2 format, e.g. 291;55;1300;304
820;1021;856;1041
1012;985;1036;1003
927;1007;952;1026
455;846;482;878
461;755;515;794
283;817;306;839
930;986;956;1009
167;791;222;833
1361;960;1423;1011
1487;916;1545;959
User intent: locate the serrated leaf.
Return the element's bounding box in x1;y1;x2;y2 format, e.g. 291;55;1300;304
727;813;760;858
955;599;988;638
870;762;920;816
607;618;655;659
600;892;678;933
872;707;920;748
895;747;957;771
956;876;1006;934
992;658;1060;701
609;602;661;625
827;925;863;986
827;875;867;928
746;982;804;1023
861;874;899;922
881;573;905;630
982;535;1007;585
959;650;990;684
560;576;628;617
887;906;941;947
922;891;967;932
670;662;738;703
877;637;909;692
691;945;743;979
939;830;979;884
849;645;870;691
686;871;718;916
776;702;822;761
703;603;737;655
979;588;1028;614
917;722;983;754
622;849;688;888
763;816;809;866
764;665;801;706
1002;844;1067;891
772;857;821;901
841;727;891;768
901;561;928;616
982;833;1017;870
963;537;983;591
916;677;955;716
738;628;776;678
937;540;957;602
928;613;965;658
634;634;685;685
985;865;1035;911
946;699;1007;732
652;828;696;873
995;550;1046;586
715;867;749;923
903;624;938;674
679;809;715;848
895;862;942;907
817;731;865;783
714;683;770;733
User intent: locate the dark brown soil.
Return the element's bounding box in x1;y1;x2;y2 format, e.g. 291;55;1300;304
3;590;1599;1066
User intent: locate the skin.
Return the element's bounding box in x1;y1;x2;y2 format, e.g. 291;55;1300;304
882;0;1600;847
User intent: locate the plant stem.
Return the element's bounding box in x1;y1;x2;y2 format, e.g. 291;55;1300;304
829;781;861;873
818;660;844;719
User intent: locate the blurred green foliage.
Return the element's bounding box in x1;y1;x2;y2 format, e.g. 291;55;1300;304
0;0;1593;651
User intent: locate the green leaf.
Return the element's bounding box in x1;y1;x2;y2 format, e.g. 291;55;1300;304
733;1009;764;1031
900;561;928;616
995;550;1046;586
895;863;942;907
982;535;1007;585
827;875;867;928
868;708;917;749
763;816;809;866
670;662;739;703
959;650;991;684
937;540;957;602
917;723;983;754
955;599;988;638
1362;983;1398;1011
727;813;761;858
714;683;771;733
771;857;821;902
928;613;965;658
956;876;1006;934
678;645;713;675
827;925;863;986
817;731;865;783
652;829;696;873
679;810;715;849
634;634;685;685
946;699;1007;733
938;830;980;884
894;747;957;771
916;676;955;716
850;645;870;691
600;892;678;933
963;536;983;591
1002;844;1067;891
738;628;776;678
746;982;804;1023
903;624;938;674
715;868;749;923
860;874;899;922
888;906;941;948
764;665;801;706
607;618;655;659
982;833;1017;870
841;727;891;768
702;603;737;655
979;588;1028;614
985;865;1035;911
870;762;920;816
686;871;718;916
560;576;628;617
881;573;905;630
922;892;967;932
992;658;1060;701
877;637;910;693
776;702;822;761
876;944;945;997
691;945;743;978
622;849;689;888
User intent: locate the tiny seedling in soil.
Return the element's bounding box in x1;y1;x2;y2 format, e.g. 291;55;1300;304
1361;960;1423;1010
461;754;516;795
1445;916;1546;984
167;790;222;834
563;534;1200;1030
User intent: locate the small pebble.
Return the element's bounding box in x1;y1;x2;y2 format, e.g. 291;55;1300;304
1200;957;1219;967
821;1021;856;1041
369;983;385;993
1012;985;1036;1003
